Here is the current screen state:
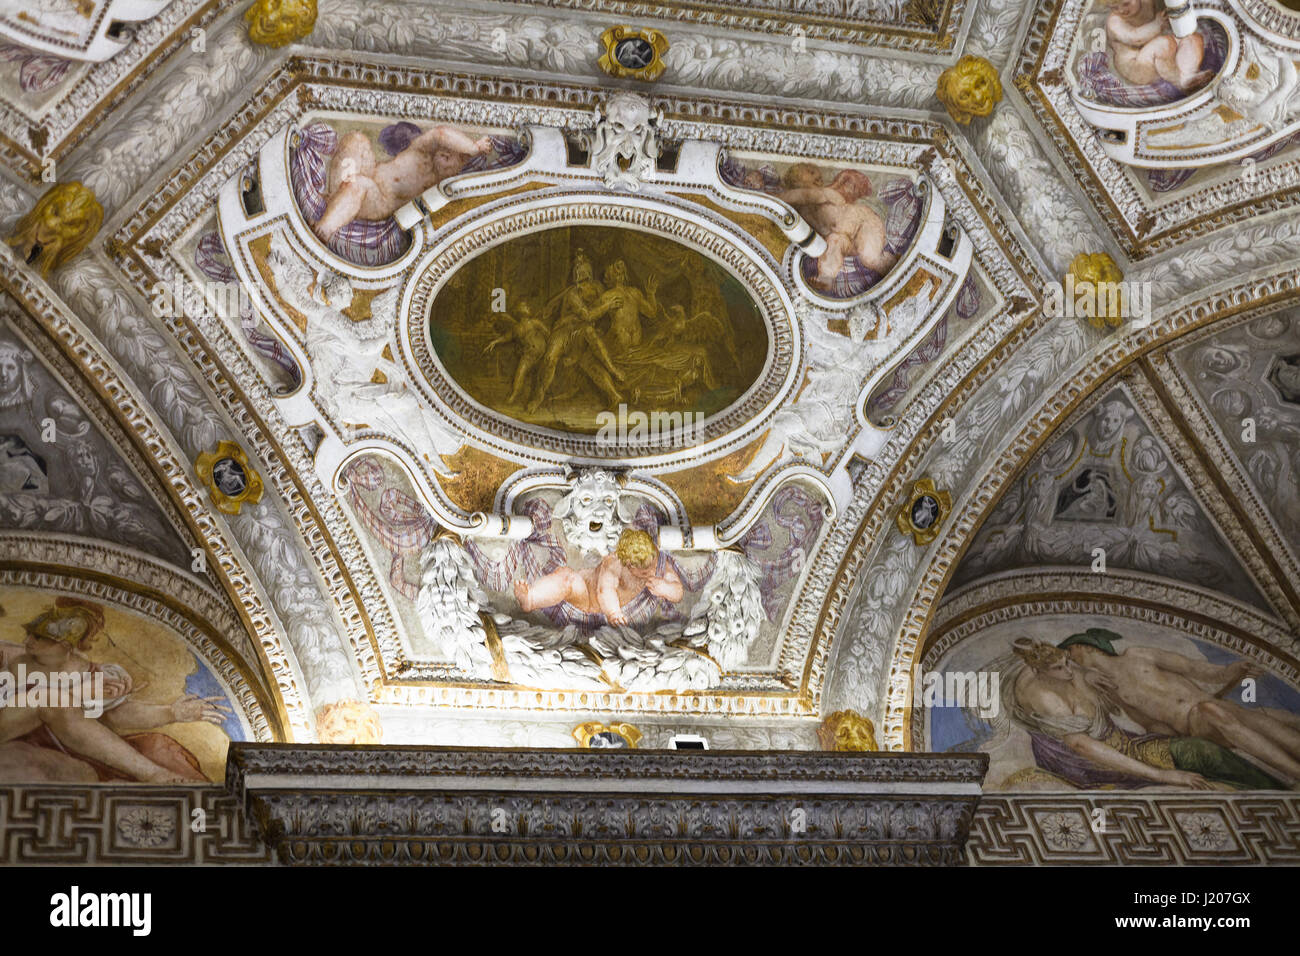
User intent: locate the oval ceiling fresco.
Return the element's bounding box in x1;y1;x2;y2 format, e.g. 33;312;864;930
426;225;770;436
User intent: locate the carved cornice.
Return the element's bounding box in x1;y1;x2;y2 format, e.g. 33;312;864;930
489;0;968;52
5;775;1294;866
933;567;1297;657
1;299;194;564
229;744;988;865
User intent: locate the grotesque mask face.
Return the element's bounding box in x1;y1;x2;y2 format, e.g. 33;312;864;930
70;441;97;476
1272;358;1300;403
1199;346;1242;376
6;182;103;277
835;722;870;751
936;56;1003;125
818;710;878;752
1093;401;1130;444
604;92;651;134
0;353;21;398
556;470;628;555
244;0;318;48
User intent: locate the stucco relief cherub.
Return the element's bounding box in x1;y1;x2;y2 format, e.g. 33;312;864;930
410;468;803;690
1217;33;1300;128
268;234;463;475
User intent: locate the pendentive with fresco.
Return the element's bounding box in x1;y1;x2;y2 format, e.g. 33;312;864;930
212;91;977;701
0;588;250;785
911;359;1300;794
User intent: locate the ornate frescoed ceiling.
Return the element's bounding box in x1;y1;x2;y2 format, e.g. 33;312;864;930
0;0;1298;843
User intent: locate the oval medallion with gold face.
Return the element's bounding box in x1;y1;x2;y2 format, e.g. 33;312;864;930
426;225;770;439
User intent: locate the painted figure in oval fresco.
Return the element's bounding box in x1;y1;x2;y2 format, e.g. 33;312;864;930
1074;0;1225;108
775;164;897;289
0;595;237;784
720;154;923;299
290;120;526;266
430;225;765;435
313;124;493;243
931;619;1300;791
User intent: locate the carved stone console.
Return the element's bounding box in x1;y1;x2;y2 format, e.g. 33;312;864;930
226;745;989;865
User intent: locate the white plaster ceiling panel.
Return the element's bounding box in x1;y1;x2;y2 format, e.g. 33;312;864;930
1016;0;1300;257
0;299;192;565
1162;308;1300;596
0;0;231;180
949;379;1272;610
102;54;1039;719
